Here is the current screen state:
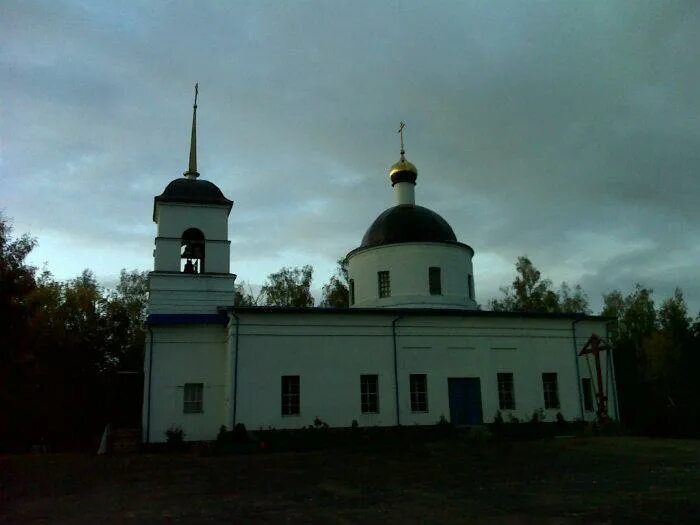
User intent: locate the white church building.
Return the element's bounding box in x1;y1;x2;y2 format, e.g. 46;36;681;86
142;94;618;443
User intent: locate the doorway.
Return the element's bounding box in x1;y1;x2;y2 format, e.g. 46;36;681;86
448;378;483;426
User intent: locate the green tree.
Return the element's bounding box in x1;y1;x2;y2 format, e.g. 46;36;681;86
58;269;110;373
558;282;590;314
603;285;660;432
233;281;262;306
658;288;691;339
0;215;39;447
320;258;349;308
1;216;150;447
261;265;314;307
692;312;700;341
601;289;625;321
489;256;589;313
654;289;696;424
103;269;149;371
0;214;38;361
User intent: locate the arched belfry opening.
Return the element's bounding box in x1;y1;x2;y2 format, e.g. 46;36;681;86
181;228;205;274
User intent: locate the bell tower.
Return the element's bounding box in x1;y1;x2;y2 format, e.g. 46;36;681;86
148;84;236;315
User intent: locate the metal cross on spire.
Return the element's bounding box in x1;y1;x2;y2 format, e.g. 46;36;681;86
398;121;406;160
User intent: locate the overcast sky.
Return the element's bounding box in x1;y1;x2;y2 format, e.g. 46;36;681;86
2;1;699;314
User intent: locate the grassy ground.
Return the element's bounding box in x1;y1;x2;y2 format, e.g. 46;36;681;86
1;436;699;524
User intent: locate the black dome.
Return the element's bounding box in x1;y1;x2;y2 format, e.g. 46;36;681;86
155;178;233;208
360;205;457;248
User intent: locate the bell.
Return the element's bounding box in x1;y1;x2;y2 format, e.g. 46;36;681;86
183;259;196;274
181;244;196;259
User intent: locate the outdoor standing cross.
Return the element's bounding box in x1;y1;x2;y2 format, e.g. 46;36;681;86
578;333;611;421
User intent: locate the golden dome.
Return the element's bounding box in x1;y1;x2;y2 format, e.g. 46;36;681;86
389;157;418;178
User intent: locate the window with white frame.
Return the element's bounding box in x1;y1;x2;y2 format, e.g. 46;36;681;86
497;372;515;410
281;375;300;416
410;374;428;412
378;271;391;298
360;374;379;413
542;373;560;409
183;383;203;413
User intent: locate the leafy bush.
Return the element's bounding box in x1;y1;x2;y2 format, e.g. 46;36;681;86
434;415;455;437
165;425;184;448
490;409;577;440
313;416;330;429
493;411;505;425
530;409;546;424
216;423;251;445
491;411;505;438
436;414;450;426
554;412;571;434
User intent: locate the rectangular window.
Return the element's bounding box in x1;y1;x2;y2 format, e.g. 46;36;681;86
183;383;203;413
497;373;515;410
281;375;300;416
410;374;428;412
468;274;474;300
582;377;594;412
429;267;442;295
378;271;391;298
542;373;560;409
360;374;379;413
349;279;355;305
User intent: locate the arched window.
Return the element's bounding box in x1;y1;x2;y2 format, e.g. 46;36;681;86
181;228;205;274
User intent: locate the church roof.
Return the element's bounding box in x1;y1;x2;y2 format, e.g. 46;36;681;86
359;204;459;248
217;305;610;322
153;178;233;221
154;177;233;208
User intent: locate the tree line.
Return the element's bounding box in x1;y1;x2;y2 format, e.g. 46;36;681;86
489;256;700;435
2;215;698;449
1;216;148;450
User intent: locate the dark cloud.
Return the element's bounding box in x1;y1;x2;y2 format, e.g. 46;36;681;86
3;0;699;314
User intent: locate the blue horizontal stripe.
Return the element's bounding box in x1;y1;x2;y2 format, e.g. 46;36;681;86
147;313;228;325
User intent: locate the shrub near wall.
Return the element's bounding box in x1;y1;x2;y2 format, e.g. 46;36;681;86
216;419;461;454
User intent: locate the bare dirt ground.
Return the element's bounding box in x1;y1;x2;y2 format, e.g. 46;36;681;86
1;436;699;524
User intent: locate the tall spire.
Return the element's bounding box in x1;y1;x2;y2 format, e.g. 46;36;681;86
398;120;406;161
184;83;199;179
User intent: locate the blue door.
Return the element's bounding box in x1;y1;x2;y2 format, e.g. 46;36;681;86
448;378;483;426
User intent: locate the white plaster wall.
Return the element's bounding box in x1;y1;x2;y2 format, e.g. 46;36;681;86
148;273;236;315
144;311;617;442
228;312;615;433
153;238;181;272
204;240;231;273
155;202;229;240
233;313;398;430
144;324;228;443
347;243;476;309
394;182;415;205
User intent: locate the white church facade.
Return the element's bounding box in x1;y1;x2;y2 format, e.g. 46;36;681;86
142;96;618;443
